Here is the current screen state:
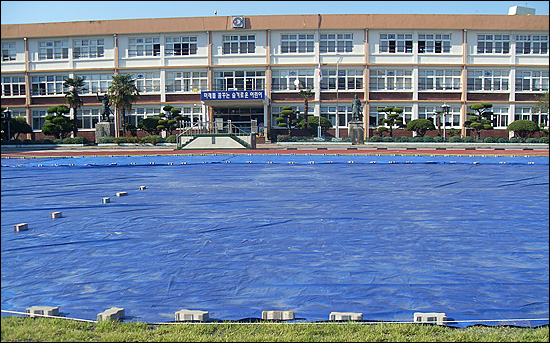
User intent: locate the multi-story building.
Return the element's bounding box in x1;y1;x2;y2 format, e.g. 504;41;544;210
1;10;548;141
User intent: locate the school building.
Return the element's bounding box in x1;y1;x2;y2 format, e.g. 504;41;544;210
1;8;548;142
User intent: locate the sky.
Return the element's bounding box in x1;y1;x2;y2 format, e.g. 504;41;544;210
1;1;549;25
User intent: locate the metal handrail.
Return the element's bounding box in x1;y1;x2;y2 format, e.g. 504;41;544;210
176;120;252;139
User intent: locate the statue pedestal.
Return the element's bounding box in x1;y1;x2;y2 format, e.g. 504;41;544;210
348;121;364;145
95;122;115;144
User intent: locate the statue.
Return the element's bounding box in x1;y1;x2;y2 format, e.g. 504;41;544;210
351;94;362;122
96;92;112;122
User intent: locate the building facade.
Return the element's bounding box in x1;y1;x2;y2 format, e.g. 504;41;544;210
1;12;549;141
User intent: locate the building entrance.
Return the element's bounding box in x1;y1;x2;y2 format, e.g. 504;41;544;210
212;107;264;133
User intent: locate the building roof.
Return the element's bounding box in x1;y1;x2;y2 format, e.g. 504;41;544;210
2;13;549;38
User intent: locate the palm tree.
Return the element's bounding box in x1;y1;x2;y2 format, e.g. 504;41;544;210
298;89;314;130
108;74;140;137
64;76;86;137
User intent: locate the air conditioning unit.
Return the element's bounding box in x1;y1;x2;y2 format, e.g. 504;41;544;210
232;16;245;28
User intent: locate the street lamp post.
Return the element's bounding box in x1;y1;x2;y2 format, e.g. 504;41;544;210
441;103;451;141
335;55;341;139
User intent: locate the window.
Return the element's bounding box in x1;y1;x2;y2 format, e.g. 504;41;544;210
418;105;460;127
125;107;160;127
135;72;161;93
320;33;353;53
515;70;549;91
2;41;16;61
213;70;265;91
38;40;68;60
379;33;413;53
128;37;160;57
321;105;352;127
281;34;315;53
179;106;204;125
369;105;413;126
492;107;509;128
418;34;451;53
73;39;104;59
369;69;413;91
31;75;68;96
166;71;208;92
271;70;315;91
516;35;548;54
418;70;461;91
515;106;548;126
31;109;48;130
75;108;101;129
476;34;510;54
165;36;198;56
467;70;509;91
222;35;255;54
320;69;363;90
2;76;26;96
77;73;112;94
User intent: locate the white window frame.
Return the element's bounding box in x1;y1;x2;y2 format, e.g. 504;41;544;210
369;69;413;91
516;35;548;54
125;107;161;127
166;71;208;93
320;33;353;53
31;109;48;130
38;40;68;60
213;70;265;91
31;75;68;96
75;108;101;130
491;107;509;128
418;69;461;91
128;37;161;57
476;34;511;54
369;105;413;127
515;106;548;127
222;35;256;54
515;70;549;92
418;33;451;53
77;73;113;94
73;39;105;59
467;70;509;91
2;41;16;61
271;69;315;91
320;69;363;91
379;33;413;53
2;76;26;97
134;72;161;93
280;33;315;54
165;36;198;56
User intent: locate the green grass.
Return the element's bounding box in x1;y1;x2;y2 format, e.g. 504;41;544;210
1;317;548;342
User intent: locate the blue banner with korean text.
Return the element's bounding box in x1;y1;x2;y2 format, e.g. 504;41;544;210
201;90;265;101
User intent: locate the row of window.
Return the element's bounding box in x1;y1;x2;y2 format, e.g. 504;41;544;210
3;69;547;97
2;33;548;61
18;105;545;131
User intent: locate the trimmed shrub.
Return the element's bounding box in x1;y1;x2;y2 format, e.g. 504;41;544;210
140;135;164;145
396;136;411;142
422;136;435;142
433;136;444;143
412;136;424;142
62;137;87;144
496;137;509;143
53;139;64;144
165;135;177;143
367;136;382;142
539;137;549;144
526;138;539;144
462;136;475;143
100;137;115;143
449;136;463;143
382;136;394;142
483;137;496;143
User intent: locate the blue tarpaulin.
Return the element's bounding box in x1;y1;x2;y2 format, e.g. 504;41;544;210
1;154;548;327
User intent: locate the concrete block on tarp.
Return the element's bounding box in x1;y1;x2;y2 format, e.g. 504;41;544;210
97;307;125;322
14;223;28;231
329;312;363;321
262;310;294;320
174;309;209;322
414;312;447;325
50;211;62;218
25;306;59;317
